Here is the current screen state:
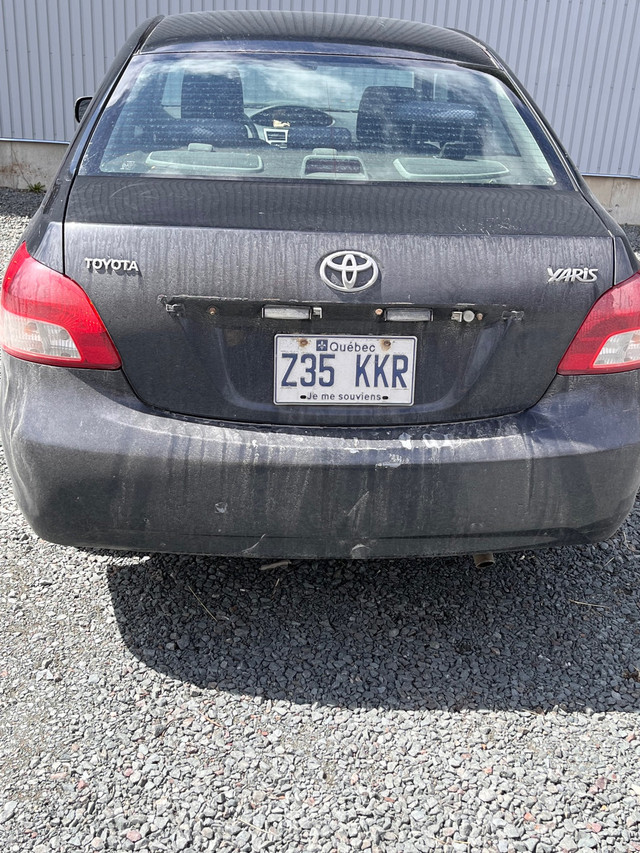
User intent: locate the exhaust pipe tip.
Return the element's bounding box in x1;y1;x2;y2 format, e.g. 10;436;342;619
472;552;495;569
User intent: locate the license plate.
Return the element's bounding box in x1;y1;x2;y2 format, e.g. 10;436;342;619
274;335;416;405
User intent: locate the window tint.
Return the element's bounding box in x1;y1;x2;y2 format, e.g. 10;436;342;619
80;52;569;187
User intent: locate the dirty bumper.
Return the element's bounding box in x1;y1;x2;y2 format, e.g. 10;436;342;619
2;356;640;559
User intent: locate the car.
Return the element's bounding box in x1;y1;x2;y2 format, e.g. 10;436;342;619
2;10;640;564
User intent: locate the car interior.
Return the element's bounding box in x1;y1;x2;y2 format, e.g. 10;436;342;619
91;56;558;185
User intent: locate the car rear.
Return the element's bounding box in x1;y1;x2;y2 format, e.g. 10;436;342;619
2;11;640;560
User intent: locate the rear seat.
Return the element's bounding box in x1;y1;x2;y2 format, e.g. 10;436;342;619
392;101;481;154
356;86;483;156
356;85;418;147
287;126;351;149
124;69;263;150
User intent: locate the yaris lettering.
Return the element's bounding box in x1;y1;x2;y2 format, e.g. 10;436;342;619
548;267;598;283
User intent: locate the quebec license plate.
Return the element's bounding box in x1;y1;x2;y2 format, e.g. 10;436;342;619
274;335;416;405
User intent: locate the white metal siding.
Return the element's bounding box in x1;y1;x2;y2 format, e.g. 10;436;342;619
1;0;638;177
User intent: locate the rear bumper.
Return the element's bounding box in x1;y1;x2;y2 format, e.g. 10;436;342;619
2;355;640;559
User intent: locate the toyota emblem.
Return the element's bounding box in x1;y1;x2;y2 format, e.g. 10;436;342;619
319;251;379;293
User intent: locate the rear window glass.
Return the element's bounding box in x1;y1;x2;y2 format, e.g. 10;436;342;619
80;51;569;187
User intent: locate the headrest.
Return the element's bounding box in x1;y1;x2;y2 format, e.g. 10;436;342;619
356;86;417;145
181;71;245;120
287;127;351;149
392;101;479;126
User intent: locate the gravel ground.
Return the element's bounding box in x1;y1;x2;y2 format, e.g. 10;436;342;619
0;188;41;272
2;187;640;853
625;225;640;256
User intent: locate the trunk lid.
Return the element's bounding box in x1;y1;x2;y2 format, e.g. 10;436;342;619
64;178;613;426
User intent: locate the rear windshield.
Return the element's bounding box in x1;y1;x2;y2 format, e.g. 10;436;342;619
80;51;570;188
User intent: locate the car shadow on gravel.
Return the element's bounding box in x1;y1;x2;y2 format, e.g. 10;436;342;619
105;505;640;713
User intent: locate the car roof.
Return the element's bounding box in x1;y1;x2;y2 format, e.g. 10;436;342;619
139;10;497;68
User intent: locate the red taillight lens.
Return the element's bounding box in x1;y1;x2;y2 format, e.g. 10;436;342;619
558;271;640;375
0;243;121;369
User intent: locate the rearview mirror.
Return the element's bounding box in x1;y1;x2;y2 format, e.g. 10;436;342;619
74;96;92;123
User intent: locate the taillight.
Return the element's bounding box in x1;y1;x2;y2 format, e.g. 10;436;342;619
558;271;640;374
0;243;121;369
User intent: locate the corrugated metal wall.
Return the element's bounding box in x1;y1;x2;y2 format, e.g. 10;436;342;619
1;0;639;177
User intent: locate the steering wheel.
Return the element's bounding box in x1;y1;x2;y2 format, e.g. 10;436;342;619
250;105;334;128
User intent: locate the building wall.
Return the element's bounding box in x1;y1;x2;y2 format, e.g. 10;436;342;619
1;0;639;222
0;140;67;190
1;0;639;179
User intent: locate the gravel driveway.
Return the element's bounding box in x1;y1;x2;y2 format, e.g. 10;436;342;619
2;187;640;853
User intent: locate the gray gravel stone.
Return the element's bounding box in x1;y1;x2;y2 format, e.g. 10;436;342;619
0;187;40;272
0;800;18;823
623;223;640;257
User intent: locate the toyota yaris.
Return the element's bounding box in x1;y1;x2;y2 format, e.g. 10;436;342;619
2;10;640;561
